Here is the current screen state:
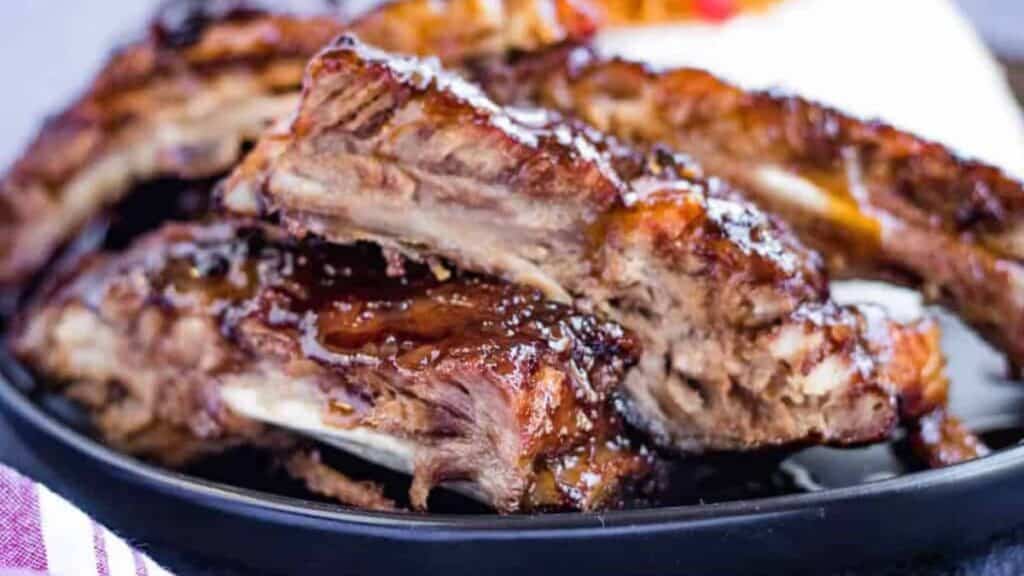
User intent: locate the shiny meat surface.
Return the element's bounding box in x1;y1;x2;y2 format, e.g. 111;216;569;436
911;410;990;469
470;43;1024;369
0;0;599;289
221;37;932;453
11;220;649;513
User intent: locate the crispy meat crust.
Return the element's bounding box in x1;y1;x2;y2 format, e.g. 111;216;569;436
221;37;949;453
11;220;649;512
0;0;598;289
470;43;1024;367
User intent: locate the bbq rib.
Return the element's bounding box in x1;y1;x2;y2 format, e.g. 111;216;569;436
11;220;650;512
0;0;598;290
219;36;970;453
468;43;1024;368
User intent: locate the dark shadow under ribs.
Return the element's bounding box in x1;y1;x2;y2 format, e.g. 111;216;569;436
0;0;598;290
221;36;968;456
10;220;650;513
467;42;1024;370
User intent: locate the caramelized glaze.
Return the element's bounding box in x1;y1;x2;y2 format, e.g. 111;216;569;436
146;225;637;391
57;221;649;510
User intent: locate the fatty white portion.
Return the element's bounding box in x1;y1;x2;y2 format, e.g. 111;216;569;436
219;376;487;502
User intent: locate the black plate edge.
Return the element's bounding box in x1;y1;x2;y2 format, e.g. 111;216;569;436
4;356;1024;535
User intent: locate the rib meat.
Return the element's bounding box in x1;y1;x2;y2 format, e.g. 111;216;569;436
220;36;951;453
11;220;649;512
0;0;598;289
468;43;1024;368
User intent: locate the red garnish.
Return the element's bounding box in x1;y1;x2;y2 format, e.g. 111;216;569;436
556;0;606;37
695;0;738;22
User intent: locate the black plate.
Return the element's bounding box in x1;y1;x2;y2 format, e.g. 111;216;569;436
4;300;1024;576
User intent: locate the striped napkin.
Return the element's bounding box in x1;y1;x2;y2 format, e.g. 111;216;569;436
0;465;173;576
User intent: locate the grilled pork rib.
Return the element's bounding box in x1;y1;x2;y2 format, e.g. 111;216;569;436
220;36;966;453
469;44;1024;368
12;220;649;512
0;0;598;290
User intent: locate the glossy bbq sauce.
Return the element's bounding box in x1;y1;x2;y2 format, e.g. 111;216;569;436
149;224;651;510
153;226;635;380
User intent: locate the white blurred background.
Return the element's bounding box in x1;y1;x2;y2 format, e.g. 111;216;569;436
1;0;1022;175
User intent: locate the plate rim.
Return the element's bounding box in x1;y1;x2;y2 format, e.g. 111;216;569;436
4;355;1024;534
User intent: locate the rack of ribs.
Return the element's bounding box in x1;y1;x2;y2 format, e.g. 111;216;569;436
219;36;971;455
0;0;598;291
10;219;651;513
467;43;1024;369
